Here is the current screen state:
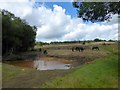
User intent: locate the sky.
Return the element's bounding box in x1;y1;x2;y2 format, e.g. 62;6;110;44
0;0;118;42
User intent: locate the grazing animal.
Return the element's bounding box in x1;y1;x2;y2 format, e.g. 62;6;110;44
43;50;48;54
82;42;86;45
102;43;106;45
72;47;84;52
92;46;99;50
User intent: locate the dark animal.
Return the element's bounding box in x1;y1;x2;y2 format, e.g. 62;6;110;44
43;50;48;54
39;48;42;52
72;47;84;52
92;46;99;50
82;42;86;45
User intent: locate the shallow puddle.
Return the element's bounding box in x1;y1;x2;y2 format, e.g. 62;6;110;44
6;59;72;70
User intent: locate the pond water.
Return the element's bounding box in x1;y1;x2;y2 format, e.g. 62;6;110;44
6;59;72;70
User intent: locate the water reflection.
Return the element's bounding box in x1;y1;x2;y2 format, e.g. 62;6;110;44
34;60;71;70
7;59;71;70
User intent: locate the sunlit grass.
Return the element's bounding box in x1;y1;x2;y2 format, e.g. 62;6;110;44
2;43;118;88
41;45;118;88
42;54;118;88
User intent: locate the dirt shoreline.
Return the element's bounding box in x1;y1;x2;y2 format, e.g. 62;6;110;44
2;43;117;88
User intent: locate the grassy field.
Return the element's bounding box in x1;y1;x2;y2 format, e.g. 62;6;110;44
41;43;118;88
42;55;118;88
2;42;119;88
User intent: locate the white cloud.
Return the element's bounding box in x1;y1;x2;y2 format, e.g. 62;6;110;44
0;0;30;3
37;6;71;39
0;1;33;18
102;14;118;25
0;1;118;42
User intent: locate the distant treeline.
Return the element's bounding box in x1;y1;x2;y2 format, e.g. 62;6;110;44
36;39;117;46
2;10;37;55
35;42;50;46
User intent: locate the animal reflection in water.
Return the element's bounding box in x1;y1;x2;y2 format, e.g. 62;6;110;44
72;47;84;52
92;46;99;50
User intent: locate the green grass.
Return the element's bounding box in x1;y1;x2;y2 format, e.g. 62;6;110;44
100;45;118;54
2;63;73;88
2;43;119;88
0;63;2;72
41;46;118;88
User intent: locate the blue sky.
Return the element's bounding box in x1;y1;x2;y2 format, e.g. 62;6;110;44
34;2;78;17
0;0;118;42
45;2;78;17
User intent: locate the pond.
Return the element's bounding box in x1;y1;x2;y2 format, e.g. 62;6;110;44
6;59;72;70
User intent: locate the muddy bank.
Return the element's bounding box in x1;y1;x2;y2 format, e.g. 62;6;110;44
6;57;72;70
2;63;75;88
3;44;111;70
2;51;42;61
2;44;118;88
3;48;109;69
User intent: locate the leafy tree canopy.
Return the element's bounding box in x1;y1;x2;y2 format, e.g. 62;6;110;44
1;9;37;55
73;2;120;22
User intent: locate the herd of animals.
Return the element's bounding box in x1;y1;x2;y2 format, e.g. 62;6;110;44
31;42;116;55
34;46;100;55
72;46;99;52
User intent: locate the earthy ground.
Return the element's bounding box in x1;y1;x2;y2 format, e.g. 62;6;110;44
1;41;118;88
2;63;75;88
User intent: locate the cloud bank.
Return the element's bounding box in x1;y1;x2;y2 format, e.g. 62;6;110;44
0;0;118;42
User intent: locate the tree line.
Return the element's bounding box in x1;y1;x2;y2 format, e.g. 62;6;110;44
36;38;116;46
1;9;37;55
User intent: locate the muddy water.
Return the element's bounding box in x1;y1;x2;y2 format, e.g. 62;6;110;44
6;59;72;70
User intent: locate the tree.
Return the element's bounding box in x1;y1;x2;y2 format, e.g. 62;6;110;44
73;2;120;22
94;38;102;42
1;9;37;55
